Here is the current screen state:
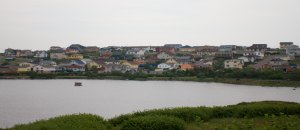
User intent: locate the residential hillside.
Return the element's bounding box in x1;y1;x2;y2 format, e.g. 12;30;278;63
1;43;300;76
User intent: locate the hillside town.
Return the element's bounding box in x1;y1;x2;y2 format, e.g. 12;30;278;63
0;42;299;75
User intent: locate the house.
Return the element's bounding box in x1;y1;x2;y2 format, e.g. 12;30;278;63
280;42;293;49
246;44;267;52
180;64;194;71
34;51;48;58
273;55;294;61
65;47;80;54
155;63;173;71
145;46;158;52
120;60;139;69
68;54;83;60
62;60;86;72
224;59;244;69
264;48;284;56
69;60;86;66
215;51;233;59
219;45;236;52
67;44;85;52
50;46;64;52
132;59;145;65
251;56;289;71
64;65;85;72
17;62;34;73
19;62;35;68
195;46;218;57
32;65;56;73
126;49;145;57
17;67;32;73
286;45;300;56
39;60;57;66
165;59;178;64
193;60;213;69
86;61;102;71
179;45;195;52
16;50;33;57
176;56;193;64
238;56;257;63
157;52;173;60
84;46;100;53
103;64;136;73
138;64;158;71
162;47;176;54
50;53;67;60
157;63;179;70
269;58;289;71
104;59;120;65
243;51;264;59
112;51;125;60
164;44;183;49
123;46;149;50
4;48;16;57
100;50;112;59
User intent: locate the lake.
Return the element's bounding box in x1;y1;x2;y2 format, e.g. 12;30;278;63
0;79;299;128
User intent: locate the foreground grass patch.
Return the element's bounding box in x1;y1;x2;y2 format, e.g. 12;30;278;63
9;114;111;130
5;101;300;130
121;115;186;130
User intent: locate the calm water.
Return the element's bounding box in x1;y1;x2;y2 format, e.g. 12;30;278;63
0;80;299;128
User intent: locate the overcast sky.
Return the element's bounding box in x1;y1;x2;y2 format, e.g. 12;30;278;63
0;0;300;52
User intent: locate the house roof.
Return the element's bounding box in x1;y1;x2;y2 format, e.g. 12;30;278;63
71;60;85;65
65;65;84;68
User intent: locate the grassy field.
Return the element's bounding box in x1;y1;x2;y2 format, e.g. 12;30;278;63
5;101;300;130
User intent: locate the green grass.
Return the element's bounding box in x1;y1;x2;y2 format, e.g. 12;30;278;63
5;101;300;130
187;115;300;130
8;114;111;130
121;115;186;130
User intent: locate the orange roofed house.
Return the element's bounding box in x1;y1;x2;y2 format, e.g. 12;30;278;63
180;64;194;71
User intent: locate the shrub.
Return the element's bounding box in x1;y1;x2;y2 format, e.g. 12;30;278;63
10;114;111;130
121;115;186;130
110;101;300;126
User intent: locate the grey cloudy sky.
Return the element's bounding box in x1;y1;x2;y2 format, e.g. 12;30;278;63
0;0;300;52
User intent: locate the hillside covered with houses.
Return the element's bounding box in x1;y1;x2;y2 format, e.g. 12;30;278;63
0;42;300;81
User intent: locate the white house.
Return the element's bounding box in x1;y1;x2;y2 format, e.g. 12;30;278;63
33;65;56;73
238;56;256;63
157;63;179;70
286;45;300;56
157;63;172;69
243;51;264;59
126;49;145;57
34;51;48;58
157;52;173;60
224;59;244;69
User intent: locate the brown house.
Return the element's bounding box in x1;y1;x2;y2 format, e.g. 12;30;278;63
84;46;100;53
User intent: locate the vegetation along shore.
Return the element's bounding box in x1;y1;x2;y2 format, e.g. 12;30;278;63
1;68;300;87
3;101;300;130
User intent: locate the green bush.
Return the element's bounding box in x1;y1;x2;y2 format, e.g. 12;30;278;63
121;115;186;130
110;101;300;126
10;114;111;130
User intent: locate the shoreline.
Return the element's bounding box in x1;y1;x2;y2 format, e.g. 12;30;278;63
0;75;299;87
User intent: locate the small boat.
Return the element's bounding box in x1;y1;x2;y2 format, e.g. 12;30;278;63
75;82;82;86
